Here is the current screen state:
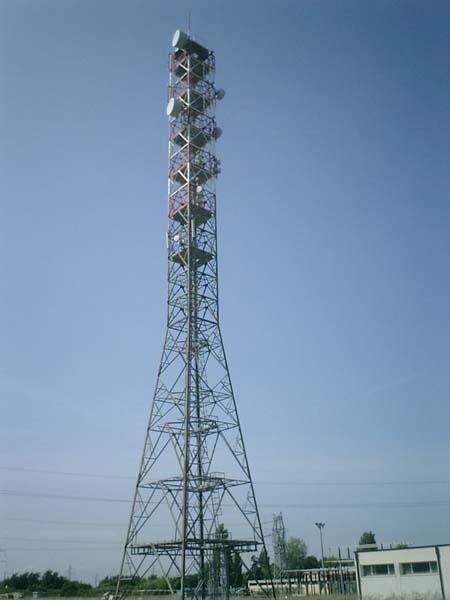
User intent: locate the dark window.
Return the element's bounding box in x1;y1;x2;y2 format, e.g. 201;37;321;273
362;564;395;576
413;562;432;574
400;563;412;575
400;561;438;575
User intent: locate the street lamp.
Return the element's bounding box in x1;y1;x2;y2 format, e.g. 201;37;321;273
315;522;325;569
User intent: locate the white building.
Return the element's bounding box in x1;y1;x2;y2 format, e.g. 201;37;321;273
355;544;450;599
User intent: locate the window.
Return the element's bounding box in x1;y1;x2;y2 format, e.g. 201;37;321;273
362;564;395;576
401;563;412;575
400;561;438;575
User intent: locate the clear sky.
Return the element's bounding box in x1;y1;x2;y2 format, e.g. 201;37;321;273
1;0;449;583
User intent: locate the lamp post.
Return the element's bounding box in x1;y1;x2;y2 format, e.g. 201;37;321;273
315;522;325;569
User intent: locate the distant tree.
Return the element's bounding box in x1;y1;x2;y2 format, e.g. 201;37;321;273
141;574;163;589
1;572;40;592
247;548;272;581
300;556;320;570
170;573;198;591
394;543;409;549
229;551;244;587
0;571;92;596
97;575;120;590
61;581;79;597
285;537;308;570
202;523;243;589
359;531;377;549
208;523;231;591
41;570;67;590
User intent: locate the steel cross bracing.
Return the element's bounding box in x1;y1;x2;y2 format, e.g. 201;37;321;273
115;31;274;600
272;514;287;582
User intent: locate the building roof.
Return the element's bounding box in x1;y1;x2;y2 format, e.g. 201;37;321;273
355;543;450;554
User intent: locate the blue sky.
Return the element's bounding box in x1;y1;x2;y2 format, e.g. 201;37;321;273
1;0;449;582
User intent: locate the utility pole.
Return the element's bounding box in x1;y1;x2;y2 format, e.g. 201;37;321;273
315;522;325;569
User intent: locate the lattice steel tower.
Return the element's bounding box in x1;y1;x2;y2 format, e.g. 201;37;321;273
272;513;287;581
115;30;272;600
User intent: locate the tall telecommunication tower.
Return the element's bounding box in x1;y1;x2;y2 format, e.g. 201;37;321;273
115;30;273;600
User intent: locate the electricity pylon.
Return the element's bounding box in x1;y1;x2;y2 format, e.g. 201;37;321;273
272;514;287;581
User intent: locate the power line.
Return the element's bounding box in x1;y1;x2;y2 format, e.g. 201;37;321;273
0;466;132;480
0;536;120;544
257;480;450;487
2;465;450;486
4;517;124;528
0;489;130;503
2;489;450;509
1;516;242;529
260;500;450;509
4;547;121;552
